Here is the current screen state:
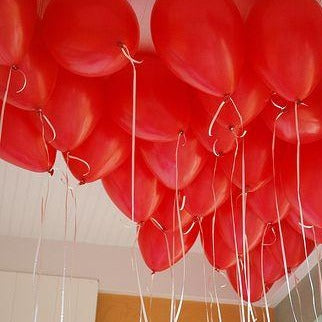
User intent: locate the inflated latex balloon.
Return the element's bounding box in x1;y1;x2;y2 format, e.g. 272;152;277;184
216;198;265;254
151;192;194;232
0;0;37;66
102;154;165;223
251;244;284;285
282;141;322;228
197;70;270;132
0;104;56;172
65;119;130;183
247;180;290;224
138;218;199;272
262;83;322;145
42;0;139;77
0;33;58;111
140;132;208;190
183;158;229;217
151;0;245;96
247;0;322;101
287;208;322;244
226;262;270;302
107;53;191;142
201;213;236;270
270;220;314;269
220;121;272;192
191;107;235;155
43;69;104;152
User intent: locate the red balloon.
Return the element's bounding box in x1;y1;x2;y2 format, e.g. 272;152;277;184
220;121;272;192
138;218;199;272
287;208;322;245
270;220;314;269
247;0;322;101
191;107;235;155
216;198;265;254
262;83;322;145
151;191;194;232
250;244;284;285
197;70;270;132
102;154;165;223
42;0;139;77
151;0;245;96
282;141;322;228
247;180;290;224
43;69;103;152
0;0;37;66
201;213;237;270
183;158;229;217
0;104;56;172
140;132;208;190
226;262;270;302
0;33;58;111
65;119;130;183
107;53;191;142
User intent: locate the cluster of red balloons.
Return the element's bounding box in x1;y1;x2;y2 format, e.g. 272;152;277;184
0;0;322;304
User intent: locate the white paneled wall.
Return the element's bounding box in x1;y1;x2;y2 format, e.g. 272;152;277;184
0;271;98;322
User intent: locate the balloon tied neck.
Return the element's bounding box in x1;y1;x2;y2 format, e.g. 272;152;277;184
11;65;18;71
79;179;86;186
48;168;54;176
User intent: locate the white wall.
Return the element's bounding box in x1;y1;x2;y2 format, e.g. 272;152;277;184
0;271;98;322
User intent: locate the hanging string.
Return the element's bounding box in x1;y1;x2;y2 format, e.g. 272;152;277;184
294;101;319;321
293;272;304;322
38;110;57;144
229;137;246;322
148;272;155;322
120;44;142;223
37;110;55;173
66;152;91;183
260;225;272;322
199;220;210;322
0;66;13;143
210;158;223;322
174;131;187;322
68;187;78;322
150;217;174;322
32;175;51;322
131;225;149;322
272;109;298;322
59;171;70;322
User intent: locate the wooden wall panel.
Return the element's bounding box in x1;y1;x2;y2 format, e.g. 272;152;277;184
96;293;275;322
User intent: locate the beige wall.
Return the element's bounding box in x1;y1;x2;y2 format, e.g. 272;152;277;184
96;293;274;322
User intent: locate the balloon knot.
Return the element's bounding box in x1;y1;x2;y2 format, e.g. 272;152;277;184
48;168;54;176
79;180;86;186
12;65;18;71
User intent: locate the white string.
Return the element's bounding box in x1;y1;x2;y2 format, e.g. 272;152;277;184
261;225;272;322
272;111;298;322
120;44;142;223
66;152;91;180
199;220;210;322
208;98;228;137
132;226;149;322
0;66;13;143
230;137;246;322
294;101;319;321
174;131;187;322
41;113;57;143
14;67;27;94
